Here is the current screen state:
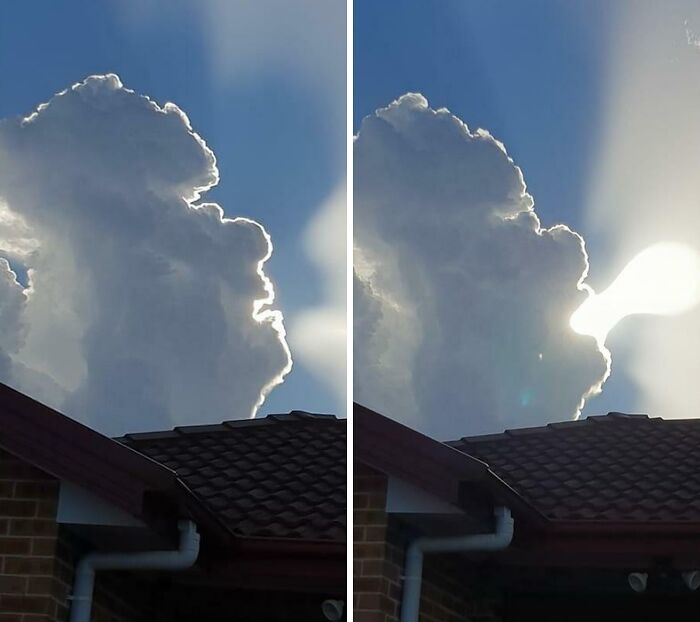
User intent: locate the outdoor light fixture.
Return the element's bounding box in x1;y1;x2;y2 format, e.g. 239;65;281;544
682;571;700;591
321;599;344;621
627;572;648;593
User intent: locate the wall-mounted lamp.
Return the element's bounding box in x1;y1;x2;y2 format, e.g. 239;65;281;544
682;571;700;591
628;572;648;593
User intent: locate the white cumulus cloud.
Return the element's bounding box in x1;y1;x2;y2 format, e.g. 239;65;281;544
354;94;608;439
0;74;291;435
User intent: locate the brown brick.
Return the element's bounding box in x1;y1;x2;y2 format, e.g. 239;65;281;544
354;509;387;527
354;575;384;594
0;500;37;518
52;576;70;603
0;614;22;622
54;538;74;565
387;579;402;600
355;542;386;560
35;501;56;520
0;575;26;595
53;600;69;622
0;594;51;614
3;556;54;576
52;559;73;587
361;559;386;577
12;482;56;500
354;612;386;622
0;483;14;499
354;492;370;509
30;539;57;557
385;543;405;566
384;558;402;581
0;538;31;555
365;525;387;542
8;520;56;538
366;493;387;510
26;577;52;596
358;592;394;611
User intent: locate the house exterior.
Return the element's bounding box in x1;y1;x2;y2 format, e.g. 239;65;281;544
0;382;346;621
354;403;700;622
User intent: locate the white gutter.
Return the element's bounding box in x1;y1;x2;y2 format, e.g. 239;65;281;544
400;506;514;622
69;520;200;622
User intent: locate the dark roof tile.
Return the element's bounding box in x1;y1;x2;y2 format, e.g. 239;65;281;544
448;413;700;523
117;413;345;542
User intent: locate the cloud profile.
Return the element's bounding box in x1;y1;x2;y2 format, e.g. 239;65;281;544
0;74;291;435
354;94;608;439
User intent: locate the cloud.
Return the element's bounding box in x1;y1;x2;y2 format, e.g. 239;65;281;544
114;1;347;415
196;0;345;93
288;182;346;405
0;74;291;435
583;1;700;421
354;94;608;439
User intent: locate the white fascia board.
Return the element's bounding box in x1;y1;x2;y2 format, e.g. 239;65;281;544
386;475;463;515
57;481;145;528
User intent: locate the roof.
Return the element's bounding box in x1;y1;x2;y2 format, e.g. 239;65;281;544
0;382;178;519
0;381;345;547
116;413;346;542
448;413;700;524
354;403;545;524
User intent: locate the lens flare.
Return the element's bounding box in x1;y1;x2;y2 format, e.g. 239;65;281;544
570;242;700;346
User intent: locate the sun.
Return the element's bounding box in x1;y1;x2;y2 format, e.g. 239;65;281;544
570;242;700;346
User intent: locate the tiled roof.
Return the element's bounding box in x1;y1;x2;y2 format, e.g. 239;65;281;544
116;412;346;542
448;413;700;523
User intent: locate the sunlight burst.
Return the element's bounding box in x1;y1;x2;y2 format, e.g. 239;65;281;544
570;242;700;346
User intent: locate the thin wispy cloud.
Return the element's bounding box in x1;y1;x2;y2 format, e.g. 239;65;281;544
0;74;291;434
289;182;347;403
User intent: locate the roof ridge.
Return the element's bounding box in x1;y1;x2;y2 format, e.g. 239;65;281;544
115;411;341;441
265;410;338;421
587;412;650;422
452;412;659;444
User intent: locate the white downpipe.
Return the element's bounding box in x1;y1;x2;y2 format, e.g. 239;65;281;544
69;520;200;622
400;506;514;622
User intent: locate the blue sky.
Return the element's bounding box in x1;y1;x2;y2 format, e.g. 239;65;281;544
0;1;346;423
354;1;664;421
355;1;613;234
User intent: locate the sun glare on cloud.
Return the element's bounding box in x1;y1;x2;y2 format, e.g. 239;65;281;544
570;242;700;346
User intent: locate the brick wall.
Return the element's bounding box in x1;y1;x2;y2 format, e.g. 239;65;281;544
0;449;151;622
0;448;64;621
353;462;500;622
354;462;398;622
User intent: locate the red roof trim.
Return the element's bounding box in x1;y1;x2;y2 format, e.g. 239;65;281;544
354;403;545;525
0;382;177;517
544;520;700;535
0;383;343;551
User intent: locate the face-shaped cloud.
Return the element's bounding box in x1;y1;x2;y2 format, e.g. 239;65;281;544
0;75;291;435
354;94;608;439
